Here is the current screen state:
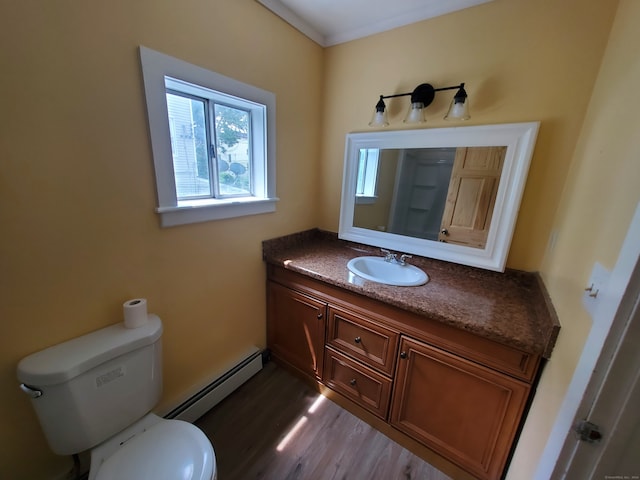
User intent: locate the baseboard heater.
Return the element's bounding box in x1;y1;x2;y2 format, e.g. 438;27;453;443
166;347;264;423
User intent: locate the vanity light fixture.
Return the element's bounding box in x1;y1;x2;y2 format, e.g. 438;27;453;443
369;82;470;127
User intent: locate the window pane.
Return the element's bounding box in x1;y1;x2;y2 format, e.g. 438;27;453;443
166;92;211;199
356;148;379;197
214;104;251;196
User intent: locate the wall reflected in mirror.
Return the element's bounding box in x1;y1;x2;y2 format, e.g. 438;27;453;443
353;146;506;249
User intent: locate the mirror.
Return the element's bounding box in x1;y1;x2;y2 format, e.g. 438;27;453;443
339;122;540;271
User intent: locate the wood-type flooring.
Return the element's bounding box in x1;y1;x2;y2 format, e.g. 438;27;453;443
195;361;453;480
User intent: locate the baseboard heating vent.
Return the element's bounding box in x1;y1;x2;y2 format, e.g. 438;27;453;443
166;347;264;423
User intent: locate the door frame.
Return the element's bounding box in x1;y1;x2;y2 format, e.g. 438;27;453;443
558;271;640;478
534;202;640;479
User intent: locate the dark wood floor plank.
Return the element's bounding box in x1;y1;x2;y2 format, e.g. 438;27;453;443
196;361;453;480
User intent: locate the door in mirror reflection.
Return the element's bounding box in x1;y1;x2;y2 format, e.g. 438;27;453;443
440;146;506;248
353;146;506;249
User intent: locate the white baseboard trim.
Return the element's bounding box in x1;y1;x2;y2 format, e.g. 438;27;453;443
165;347;264;423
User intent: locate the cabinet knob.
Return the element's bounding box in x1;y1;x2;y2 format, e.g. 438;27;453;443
400;351;408;359
317;313;323;320
441;228;449;236
354;336;361;344
349;378;357;386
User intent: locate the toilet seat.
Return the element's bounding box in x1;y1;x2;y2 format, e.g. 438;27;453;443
94;419;216;480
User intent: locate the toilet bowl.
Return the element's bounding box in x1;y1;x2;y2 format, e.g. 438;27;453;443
90;414;215;480
17;315;217;480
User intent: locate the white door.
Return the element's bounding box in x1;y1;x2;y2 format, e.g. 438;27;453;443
388;148;454;240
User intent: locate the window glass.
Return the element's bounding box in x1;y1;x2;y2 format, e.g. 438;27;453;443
357;148;380;198
166;92;211;199
214;104;251;197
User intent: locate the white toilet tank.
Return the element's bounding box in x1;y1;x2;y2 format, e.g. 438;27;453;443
17;315;163;455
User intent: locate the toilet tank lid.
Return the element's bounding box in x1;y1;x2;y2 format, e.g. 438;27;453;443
17;315;163;386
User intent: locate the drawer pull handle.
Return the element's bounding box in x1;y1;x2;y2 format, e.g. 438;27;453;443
400;351;408;359
354;336;361;344
349;378;357;386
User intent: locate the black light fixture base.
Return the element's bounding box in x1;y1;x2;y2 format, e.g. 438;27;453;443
410;83;436;107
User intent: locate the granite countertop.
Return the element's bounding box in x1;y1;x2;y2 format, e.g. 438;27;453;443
263;229;559;359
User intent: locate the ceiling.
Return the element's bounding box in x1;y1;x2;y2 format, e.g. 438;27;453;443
256;0;494;47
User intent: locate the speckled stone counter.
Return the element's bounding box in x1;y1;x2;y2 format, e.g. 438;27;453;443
263;229;559;358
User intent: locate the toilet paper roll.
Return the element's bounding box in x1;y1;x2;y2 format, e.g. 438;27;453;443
123;298;148;329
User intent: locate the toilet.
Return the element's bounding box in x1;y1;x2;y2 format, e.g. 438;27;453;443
17;315;217;480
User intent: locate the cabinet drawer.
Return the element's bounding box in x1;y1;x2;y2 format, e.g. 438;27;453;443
326;306;399;376
323;347;392;420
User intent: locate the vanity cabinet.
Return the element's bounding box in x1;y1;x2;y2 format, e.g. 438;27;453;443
266;265;540;480
266;281;326;380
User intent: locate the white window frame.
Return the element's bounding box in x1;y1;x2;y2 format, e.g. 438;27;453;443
139;46;278;227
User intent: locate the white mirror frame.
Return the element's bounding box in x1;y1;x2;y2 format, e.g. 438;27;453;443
339;122;540;272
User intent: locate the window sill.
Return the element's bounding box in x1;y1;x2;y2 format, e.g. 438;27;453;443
157;197;279;227
355;195;378;205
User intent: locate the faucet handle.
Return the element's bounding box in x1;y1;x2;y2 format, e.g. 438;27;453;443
399;254;412;265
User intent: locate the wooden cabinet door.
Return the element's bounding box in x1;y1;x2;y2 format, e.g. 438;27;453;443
390;336;529;480
267;281;326;380
439;146;506;248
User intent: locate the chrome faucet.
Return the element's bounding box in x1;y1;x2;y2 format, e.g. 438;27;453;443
381;248;397;262
381;249;412;266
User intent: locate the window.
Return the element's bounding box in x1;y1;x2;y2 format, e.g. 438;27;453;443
355;148;380;204
139;46;277;227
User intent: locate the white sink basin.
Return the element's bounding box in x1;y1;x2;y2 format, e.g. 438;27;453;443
347;256;429;287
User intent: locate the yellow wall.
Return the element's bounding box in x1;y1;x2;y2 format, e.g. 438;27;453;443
510;0;640;475
0;1;322;478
